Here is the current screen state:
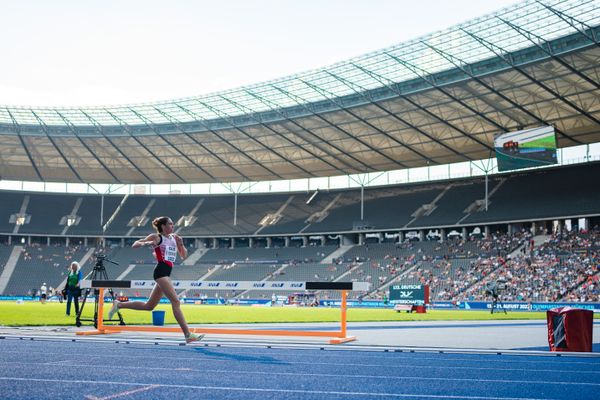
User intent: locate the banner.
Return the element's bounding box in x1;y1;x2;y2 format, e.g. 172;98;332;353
450;301;600;311
80;279;370;291
389;284;428;306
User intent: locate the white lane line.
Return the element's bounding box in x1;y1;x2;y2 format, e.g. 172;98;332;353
5;368;600;387
1;350;598;371
0;352;600;374
2;336;599;364
1;359;598;375
4;333;599;359
42;360;70;366
84;384;158;400
0;377;555;400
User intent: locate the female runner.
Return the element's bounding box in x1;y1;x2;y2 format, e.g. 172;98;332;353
108;216;202;343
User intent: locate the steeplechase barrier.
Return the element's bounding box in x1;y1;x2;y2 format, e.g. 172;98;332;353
76;280;370;344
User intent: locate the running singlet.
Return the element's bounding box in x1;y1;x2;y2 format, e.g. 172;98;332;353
154;234;178;267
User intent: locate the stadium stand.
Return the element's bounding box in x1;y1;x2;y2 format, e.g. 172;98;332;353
198;244;337;264
0;227;596;306
66;194;123;236
18;193;80;235
464;163;600;225
0;164;599;305
242;261;353;300
0;191;32;234
259;191;340;235
462;252;599;303
128;195;203;237
1;163;599;239
0;244;14;277
177;195;243;236
205;263;281;282
303;185;444;233
2;244;93;297
408;181;485;228
171;264;214;281
172;193;292;236
103;196;154;236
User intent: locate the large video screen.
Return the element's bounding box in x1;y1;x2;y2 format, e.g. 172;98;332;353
494;126;558;172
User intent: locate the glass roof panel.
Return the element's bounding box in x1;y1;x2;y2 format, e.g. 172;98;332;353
0;0;596;128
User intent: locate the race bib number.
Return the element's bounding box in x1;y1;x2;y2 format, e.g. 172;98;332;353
165;245;177;262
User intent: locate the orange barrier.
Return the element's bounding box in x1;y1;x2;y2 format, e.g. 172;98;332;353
76;288;356;344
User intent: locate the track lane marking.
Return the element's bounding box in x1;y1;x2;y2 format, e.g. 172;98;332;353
2;359;598;375
84;384;159;400
0;377;557;399
1;369;599;387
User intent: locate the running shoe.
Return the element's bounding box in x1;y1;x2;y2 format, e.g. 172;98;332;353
107;300;120;320
185;332;205;344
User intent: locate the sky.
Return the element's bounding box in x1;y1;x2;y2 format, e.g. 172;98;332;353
0;0;520;108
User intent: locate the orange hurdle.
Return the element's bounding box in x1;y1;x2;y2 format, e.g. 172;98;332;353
77;287;357;344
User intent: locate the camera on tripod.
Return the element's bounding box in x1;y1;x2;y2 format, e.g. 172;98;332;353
76;253;121;327
94;254;117;267
95;254;106;266
485;278;508;314
485;278;507;299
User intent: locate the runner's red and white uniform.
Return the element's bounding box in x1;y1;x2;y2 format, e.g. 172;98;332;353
154;234;178;267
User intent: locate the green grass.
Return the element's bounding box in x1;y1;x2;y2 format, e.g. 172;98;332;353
0;301;574;326
520;135;556;149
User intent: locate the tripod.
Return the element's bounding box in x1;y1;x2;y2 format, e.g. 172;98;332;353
76;256;126;328
490;293;507;314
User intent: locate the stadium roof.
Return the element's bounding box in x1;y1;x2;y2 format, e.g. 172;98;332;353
1;0;599;184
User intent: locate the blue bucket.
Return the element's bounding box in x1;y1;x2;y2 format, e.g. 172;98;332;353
152;310;165;326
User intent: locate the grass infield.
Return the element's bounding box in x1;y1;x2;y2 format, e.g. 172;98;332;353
1;300;589;327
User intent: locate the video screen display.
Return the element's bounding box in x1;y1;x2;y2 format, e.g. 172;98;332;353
494;126;558;172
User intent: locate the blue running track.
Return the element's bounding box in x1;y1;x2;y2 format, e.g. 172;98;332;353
0;338;599;399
